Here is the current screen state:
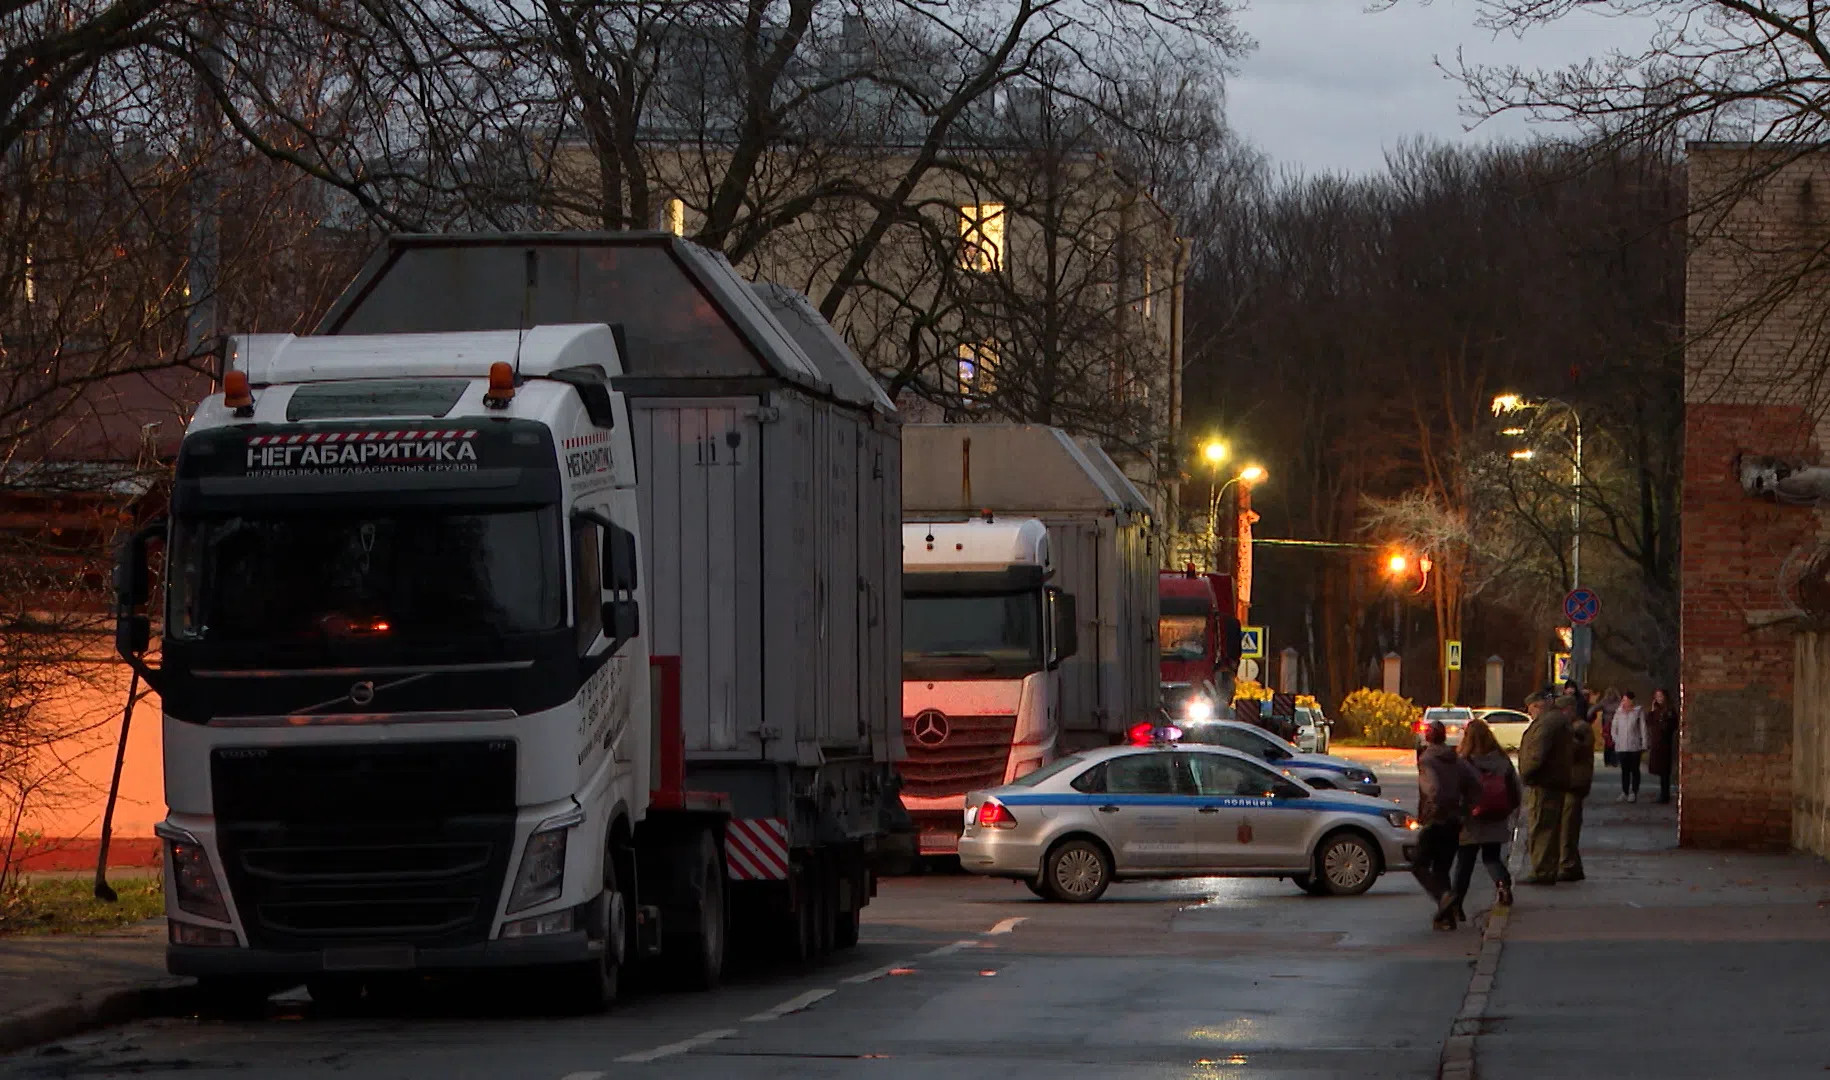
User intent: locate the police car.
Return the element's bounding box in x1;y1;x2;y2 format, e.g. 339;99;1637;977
957;743;1420;903
1169;718;1382;797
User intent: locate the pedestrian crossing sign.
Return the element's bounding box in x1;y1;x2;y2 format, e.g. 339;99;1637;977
1446;641;1462;671
1240;626;1265;659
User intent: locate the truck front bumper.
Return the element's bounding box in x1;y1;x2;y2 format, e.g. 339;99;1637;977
169;931;600;978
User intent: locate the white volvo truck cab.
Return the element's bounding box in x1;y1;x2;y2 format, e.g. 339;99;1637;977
112;325;728;1009
899;519;1077;855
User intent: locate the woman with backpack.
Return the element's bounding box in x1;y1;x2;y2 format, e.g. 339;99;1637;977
1448;718;1523;919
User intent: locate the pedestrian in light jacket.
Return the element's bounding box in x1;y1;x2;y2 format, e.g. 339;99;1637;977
1611;690;1648;802
1647;688;1678;804
1518;689;1574;886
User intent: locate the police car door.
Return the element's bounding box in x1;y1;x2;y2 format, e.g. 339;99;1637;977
1184;753;1309;870
1088;753;1199;871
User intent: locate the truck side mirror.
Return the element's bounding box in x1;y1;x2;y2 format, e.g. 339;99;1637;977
111;521;165;689
600;520;639;592
113;529;153;608
603;599;640;653
116;614;151;656
1049;588;1078;668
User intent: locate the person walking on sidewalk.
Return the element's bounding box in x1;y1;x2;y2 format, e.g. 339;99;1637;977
1612;690;1648;802
1561;696;1596;881
1449;718;1521;916
1518;689;1574;885
1648;688;1678;804
1416;720;1482;930
1597;687;1622;767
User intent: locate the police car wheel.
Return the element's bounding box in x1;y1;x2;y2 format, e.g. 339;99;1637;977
1042;839;1111;903
1315;833;1378;896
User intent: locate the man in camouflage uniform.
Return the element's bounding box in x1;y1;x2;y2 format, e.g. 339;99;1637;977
1517;689;1574;886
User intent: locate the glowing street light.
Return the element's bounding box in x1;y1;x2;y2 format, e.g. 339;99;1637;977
1202;440;1229;466
1387;553;1409;575
1510;448;1536;461
1491;393;1523;416
1239;464;1266;484
1500;427;1526;437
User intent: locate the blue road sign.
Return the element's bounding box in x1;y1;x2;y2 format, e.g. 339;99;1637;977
1564;588;1600;626
1240;627;1265;659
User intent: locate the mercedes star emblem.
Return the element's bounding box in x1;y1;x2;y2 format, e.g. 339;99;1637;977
911;709;950;748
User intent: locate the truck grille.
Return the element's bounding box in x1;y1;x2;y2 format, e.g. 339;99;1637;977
211;741;516;951
898;713;1017;797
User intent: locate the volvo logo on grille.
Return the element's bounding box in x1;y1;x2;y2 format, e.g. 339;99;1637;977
349;681;376;706
911;709;950;748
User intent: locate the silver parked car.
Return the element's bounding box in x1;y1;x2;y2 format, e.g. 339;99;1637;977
1175;719;1381;797
958;744;1420;903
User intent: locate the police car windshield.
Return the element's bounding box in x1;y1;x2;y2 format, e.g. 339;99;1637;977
167;507;564;644
1005;754;1087;787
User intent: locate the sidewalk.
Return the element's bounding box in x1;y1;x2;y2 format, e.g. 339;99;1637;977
1476;784;1830;1079
0;918;179;1053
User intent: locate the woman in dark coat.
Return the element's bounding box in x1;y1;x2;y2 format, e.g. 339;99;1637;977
1647;688;1677;804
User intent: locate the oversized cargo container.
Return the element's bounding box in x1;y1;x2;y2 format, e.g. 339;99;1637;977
902;424;1158;748
316;232;904;957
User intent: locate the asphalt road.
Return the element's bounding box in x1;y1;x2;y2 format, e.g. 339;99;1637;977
4;758;1476;1080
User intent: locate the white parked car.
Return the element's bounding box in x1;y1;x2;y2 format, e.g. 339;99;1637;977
1473;707;1531;751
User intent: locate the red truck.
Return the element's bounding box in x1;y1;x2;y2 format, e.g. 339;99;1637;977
1158;569;1242;722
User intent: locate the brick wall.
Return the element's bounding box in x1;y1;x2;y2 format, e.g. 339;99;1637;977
1685;144;1830;850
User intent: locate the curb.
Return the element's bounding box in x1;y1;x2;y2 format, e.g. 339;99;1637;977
0;980;193;1057
1439;904;1508;1080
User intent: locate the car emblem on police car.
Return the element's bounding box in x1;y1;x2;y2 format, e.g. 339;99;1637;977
911;709;950;748
349;680;376;707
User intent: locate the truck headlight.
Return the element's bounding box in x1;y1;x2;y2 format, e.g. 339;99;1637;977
1184;698;1214;721
507;808;584;914
157;824;229;923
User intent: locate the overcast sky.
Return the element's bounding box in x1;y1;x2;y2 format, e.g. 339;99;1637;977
1225;0;1663;176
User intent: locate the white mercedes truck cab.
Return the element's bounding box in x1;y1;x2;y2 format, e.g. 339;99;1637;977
900;518;1077;855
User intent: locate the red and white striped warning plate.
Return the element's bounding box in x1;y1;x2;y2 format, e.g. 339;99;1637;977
246;429;479;446
725;817;789;881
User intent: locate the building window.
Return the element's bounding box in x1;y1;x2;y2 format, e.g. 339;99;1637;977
665;198;685;237
958;341;998;403
959;203;1005;272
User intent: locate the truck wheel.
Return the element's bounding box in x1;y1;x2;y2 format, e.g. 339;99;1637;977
668;829;725;990
557;847;625;1013
812;855;836;958
1041;839;1111;903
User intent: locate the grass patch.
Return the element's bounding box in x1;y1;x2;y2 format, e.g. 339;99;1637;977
0;876;163;936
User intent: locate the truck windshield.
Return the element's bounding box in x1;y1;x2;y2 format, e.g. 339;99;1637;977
1159;615;1209;662
167;508;564;646
903;592;1044;669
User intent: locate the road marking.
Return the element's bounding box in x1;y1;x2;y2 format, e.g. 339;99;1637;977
842;964;904;984
613;1029;736;1063
985;916;1027;935
744;988;835;1022
924;939;977;957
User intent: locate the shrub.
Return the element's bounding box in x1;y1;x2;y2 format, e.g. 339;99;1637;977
1339;688;1421;748
1231;678;1272;704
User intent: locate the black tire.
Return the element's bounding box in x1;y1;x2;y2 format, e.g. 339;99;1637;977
812;854;835;958
1313;832;1379;897
557;844;626;1013
1041;838;1111;903
1023;879;1051;899
1291;874;1330;897
668;829;725;990
833;866;861;949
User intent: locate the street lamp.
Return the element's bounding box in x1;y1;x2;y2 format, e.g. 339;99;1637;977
1199;440;1230;573
1493;393;1584;589
1212;465;1266;624
1202;440;1229;466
